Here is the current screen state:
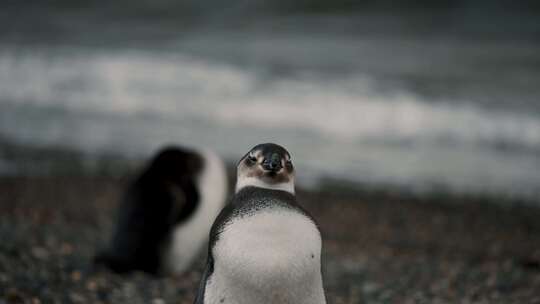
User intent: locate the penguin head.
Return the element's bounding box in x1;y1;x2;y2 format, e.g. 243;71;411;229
147;146;203;181
235;143;295;194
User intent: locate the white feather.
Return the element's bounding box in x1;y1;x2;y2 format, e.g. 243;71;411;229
235;176;295;194
165;150;228;274
205;208;326;304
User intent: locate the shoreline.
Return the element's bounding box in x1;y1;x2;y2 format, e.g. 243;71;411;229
1;136;538;207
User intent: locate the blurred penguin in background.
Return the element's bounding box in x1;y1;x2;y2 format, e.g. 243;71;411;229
94;146;228;275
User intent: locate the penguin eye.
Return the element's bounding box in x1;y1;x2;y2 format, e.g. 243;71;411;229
247;154;257;163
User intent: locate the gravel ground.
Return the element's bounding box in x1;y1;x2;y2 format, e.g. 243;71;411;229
1;176;540;304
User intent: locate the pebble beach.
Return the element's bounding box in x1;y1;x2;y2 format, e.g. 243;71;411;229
1;171;539;303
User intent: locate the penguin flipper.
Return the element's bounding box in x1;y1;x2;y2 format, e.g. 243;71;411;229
168;179;199;224
194;256;213;304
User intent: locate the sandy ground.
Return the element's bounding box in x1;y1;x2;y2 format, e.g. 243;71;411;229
1;176;540;304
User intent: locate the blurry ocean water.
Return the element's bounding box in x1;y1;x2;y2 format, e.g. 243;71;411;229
0;2;539;201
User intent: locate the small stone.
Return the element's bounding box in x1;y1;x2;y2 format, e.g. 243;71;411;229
362;282;379;294
69;292;85;303
122;283;135;297
152;298;165;304
31;298;41;304
71;270;82;282
60;243;74;255
86;280;98;291
31;247;49;260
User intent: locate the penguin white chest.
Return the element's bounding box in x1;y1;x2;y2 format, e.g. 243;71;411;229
206;209;326;304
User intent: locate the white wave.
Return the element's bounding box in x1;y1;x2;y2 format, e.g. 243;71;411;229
1;47;539;151
211;80;540;149
1;47;540;200
0;48;254;116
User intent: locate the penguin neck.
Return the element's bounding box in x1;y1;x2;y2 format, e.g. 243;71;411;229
235;176;295;195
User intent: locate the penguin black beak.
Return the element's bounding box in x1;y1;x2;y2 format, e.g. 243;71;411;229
262;154;282;172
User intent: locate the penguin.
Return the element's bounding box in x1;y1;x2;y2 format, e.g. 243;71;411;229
94;146;228;275
194;143;326;304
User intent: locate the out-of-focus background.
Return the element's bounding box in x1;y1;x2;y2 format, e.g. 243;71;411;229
1;0;540;201
1;1;540;303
